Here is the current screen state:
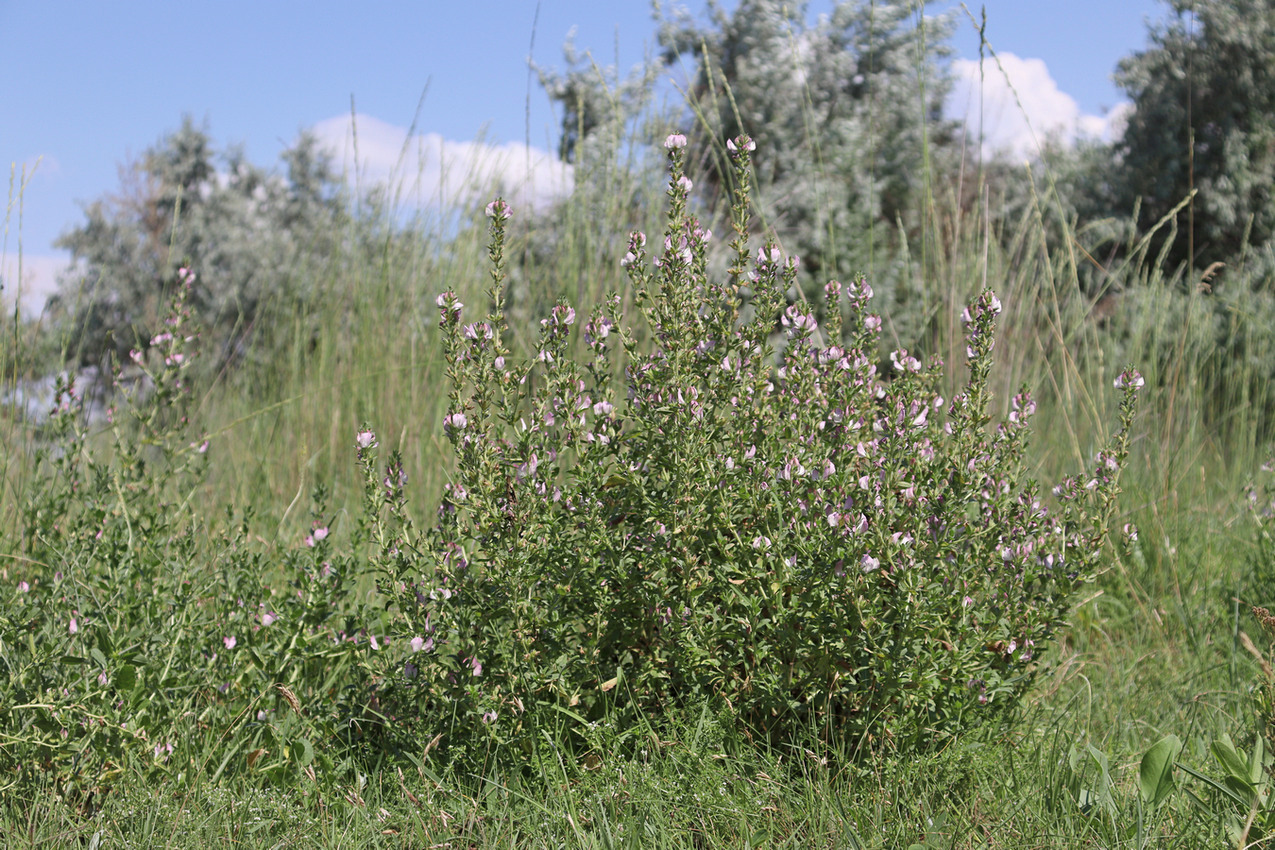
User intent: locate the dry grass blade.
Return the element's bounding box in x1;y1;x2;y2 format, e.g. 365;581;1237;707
275;683;303;716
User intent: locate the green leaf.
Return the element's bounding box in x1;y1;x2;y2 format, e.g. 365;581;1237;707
94;627;113;657
1139;734;1182;807
1212;734;1252;786
114;665;137;693
1251;734;1266;787
294;736;315;767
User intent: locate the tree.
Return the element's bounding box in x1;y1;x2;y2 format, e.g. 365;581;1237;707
52;117;346;374
658;0;957;283
1113;0;1275;272
541;1;959;347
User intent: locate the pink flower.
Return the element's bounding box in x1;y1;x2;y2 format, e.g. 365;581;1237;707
17;581;29;593
261;611;278;627
1113;369;1145;389
410;636;426;653
435;292;464;317
890;350;921;372
470;657;483;677
223;635;236;650
757;246;783;264
356;429;377;449
68;617;78;635
485;199;512;220
664;133;687;150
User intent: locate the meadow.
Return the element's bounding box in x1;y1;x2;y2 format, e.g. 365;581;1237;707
5;28;1275;850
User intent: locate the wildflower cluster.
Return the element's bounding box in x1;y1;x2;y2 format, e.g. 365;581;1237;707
363;136;1140;764
4;269;374;792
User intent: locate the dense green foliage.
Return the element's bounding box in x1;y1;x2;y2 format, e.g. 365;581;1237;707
364;139;1136;769
1110;0;1275;273
5;278;384;795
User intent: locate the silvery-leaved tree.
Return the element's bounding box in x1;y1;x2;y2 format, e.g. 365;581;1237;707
541;1;961;350
1111;0;1275;275
52;117;346;378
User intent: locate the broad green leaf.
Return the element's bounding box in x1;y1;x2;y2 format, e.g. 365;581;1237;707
114;664;137;692
294;736;315;767
1139;734;1182;807
1212;734;1250;783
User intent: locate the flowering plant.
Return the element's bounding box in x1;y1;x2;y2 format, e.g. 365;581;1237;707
364;137;1140;761
5;272;370;793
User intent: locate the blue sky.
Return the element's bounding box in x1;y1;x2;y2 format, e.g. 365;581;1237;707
1;0;1168;315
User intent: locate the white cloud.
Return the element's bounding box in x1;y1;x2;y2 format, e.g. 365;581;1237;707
946;53;1126;160
0;252;73;319
311;113;573;214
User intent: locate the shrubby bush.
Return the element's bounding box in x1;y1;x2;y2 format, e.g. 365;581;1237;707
364;136;1141;767
1;273;382;795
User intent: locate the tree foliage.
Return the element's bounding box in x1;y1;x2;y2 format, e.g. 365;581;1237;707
661;1;954;271
53;117;346;374
1112;0;1275;272
541;1;958;347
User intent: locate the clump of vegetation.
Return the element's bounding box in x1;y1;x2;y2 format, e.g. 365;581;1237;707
9;1;1275;844
361;136;1140;771
2;272;382;798
49;118;347;380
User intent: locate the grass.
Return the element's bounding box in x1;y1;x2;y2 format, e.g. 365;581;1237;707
4;14;1275;850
